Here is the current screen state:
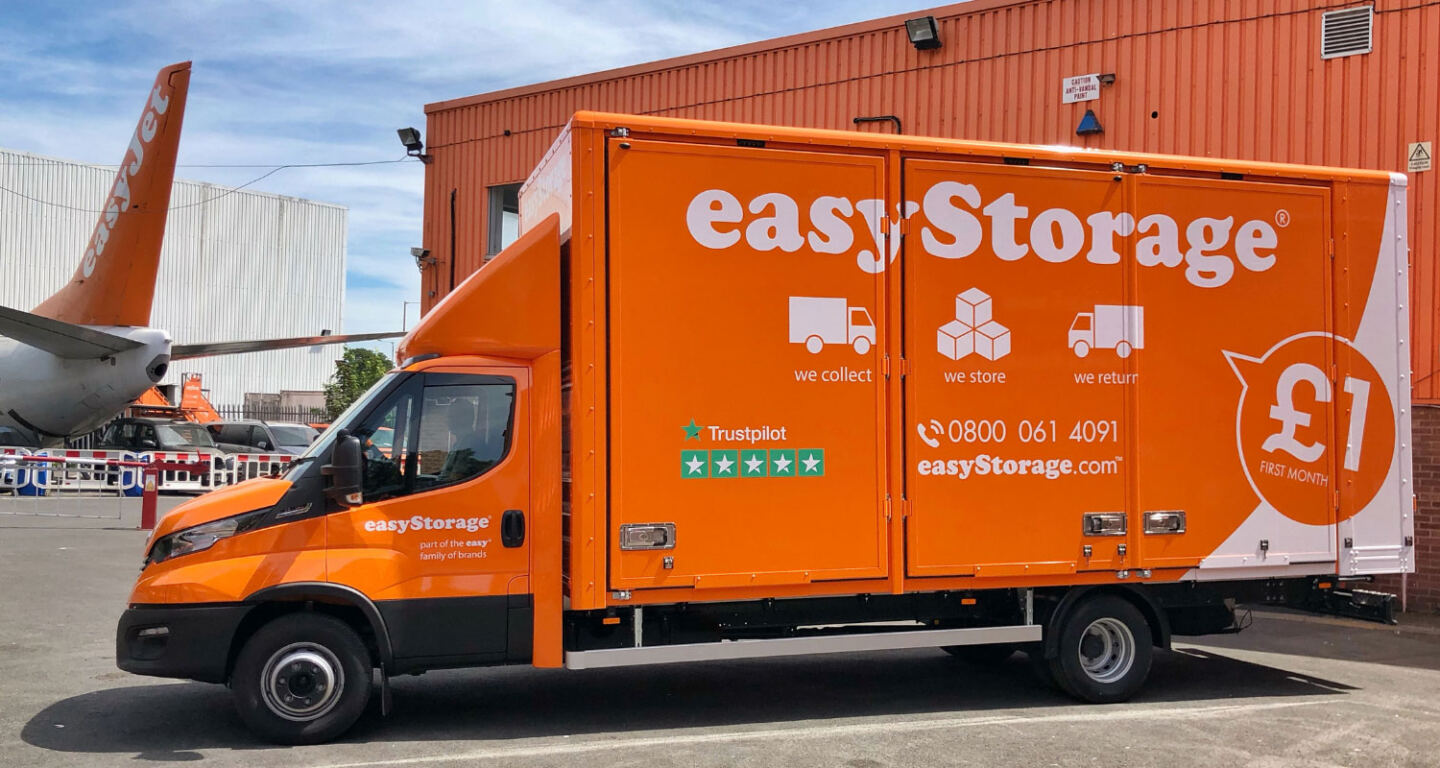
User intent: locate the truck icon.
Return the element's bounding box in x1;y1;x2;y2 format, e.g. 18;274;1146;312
789;296;875;354
1068;305;1145;358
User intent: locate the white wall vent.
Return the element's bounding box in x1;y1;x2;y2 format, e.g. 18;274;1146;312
1321;5;1373;59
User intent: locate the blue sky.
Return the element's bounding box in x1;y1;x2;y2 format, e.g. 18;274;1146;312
2;0;931;351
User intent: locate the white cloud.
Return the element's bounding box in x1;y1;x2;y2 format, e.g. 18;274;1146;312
5;0;928;351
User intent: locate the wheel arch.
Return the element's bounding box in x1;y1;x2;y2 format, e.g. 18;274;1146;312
230;582;394;679
1039;585;1171;660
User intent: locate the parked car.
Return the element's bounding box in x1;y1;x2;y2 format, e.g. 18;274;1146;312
97;417;226;455
205;420;320;455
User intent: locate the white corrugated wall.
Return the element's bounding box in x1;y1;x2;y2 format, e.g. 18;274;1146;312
0;148;346;406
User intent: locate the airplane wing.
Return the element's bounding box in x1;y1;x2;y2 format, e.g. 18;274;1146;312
0;305;144;359
172;331;404;360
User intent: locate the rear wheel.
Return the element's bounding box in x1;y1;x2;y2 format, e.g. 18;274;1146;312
231;613;373;745
1046;595;1152;703
941;643;1015;665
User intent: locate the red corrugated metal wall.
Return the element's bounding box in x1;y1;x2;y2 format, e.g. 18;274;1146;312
424;0;1440;399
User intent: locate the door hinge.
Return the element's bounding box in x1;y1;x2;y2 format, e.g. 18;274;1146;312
899;216;912;236
1328;239;1336;260
883;354;891;378
885;495;893;520
1334;489;1341;512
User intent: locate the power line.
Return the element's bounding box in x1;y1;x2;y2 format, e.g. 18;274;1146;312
0;157;417;168
0;156;417;213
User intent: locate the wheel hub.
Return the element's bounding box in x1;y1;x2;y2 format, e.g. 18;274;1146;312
261;644;345;722
1077;617;1135;684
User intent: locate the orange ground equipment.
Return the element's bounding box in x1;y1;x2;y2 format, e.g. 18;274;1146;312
117;113;1413;744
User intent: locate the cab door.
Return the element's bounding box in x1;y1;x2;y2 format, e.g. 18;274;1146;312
326;367;530;665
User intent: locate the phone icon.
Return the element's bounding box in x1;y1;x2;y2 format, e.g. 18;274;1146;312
916;421;942;448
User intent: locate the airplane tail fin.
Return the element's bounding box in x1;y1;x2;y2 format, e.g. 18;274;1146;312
31;61;191;327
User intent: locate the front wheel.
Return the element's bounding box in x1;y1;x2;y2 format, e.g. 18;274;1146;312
1072;341;1091;358
1046;595;1152;703
231;613;373;745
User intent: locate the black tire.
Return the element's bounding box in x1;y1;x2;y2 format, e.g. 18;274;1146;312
941;643;1015;665
1046;595;1152;703
1025;646;1062;691
231;613;373;745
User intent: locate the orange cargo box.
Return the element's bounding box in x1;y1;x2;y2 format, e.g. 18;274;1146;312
516;112;1412;610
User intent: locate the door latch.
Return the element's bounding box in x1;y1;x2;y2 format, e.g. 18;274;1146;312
501;509;526;548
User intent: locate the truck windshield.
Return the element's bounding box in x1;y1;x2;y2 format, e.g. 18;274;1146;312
286;372;399;477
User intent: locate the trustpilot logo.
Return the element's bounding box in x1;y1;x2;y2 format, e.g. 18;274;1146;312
682;449;823;478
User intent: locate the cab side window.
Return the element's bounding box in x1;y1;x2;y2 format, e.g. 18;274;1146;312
353;389;416;503
346;375;514;503
413;382;515;492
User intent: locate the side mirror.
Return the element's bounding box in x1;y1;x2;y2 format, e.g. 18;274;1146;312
322;431;363;507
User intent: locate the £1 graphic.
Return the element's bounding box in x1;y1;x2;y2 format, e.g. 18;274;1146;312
1228;334;1394;525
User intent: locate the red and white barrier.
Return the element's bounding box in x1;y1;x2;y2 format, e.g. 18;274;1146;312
0;447;33;494
142;452;226;493
5;448;289;499
33;450;135;495
231;453;294;483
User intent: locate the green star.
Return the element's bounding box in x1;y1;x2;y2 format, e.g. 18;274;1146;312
682;419;703;440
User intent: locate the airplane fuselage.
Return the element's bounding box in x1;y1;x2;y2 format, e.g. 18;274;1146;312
0;327;171;446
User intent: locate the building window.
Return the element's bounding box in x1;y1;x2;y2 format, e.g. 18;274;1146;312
487;183;521;257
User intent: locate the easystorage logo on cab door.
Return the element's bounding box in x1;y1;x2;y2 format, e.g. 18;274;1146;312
363;516;491;534
685;180;1281;288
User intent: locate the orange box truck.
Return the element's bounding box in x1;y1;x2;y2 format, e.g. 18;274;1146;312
117;112;1414;744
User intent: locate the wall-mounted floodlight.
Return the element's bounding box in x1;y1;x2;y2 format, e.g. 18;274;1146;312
397;127;433;163
906;16;941;50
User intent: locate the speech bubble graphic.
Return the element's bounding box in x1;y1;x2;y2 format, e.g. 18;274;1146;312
1225;333;1394;526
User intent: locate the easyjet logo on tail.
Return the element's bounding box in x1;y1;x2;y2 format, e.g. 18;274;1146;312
81;83;172;278
686;181;1282;288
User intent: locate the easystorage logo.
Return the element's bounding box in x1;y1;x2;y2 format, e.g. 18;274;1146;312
363;515;491;534
685;181;1281;288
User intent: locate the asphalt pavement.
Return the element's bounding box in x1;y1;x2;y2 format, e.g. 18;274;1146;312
2;499;1438;767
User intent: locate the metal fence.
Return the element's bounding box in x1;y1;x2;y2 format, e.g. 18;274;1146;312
63;405;333;450
212;405;331;424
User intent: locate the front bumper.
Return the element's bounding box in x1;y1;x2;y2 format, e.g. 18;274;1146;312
116;603;250;683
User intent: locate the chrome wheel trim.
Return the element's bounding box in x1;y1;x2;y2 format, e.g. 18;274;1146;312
260;642;345;722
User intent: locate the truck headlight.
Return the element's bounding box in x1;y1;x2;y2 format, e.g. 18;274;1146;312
146;508;268;566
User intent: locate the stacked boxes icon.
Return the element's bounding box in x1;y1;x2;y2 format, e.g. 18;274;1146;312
937;287;1011;361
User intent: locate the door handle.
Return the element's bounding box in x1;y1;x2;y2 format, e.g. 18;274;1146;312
501;509;525;548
